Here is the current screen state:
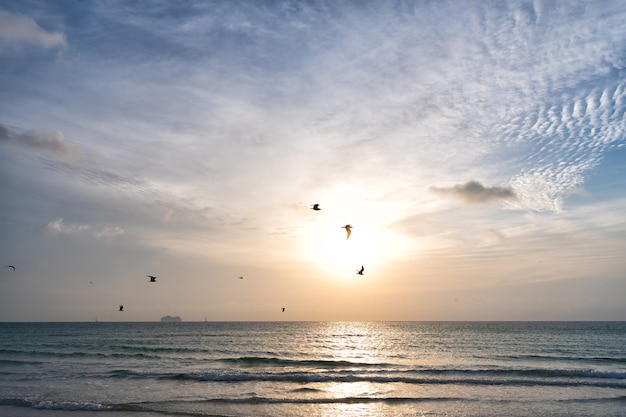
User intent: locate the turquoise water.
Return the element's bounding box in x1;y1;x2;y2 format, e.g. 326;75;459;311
0;321;624;416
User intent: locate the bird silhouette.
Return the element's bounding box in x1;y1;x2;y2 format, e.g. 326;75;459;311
357;265;364;275
310;204;321;211
118;305;124;311
147;275;157;282
341;224;352;239
4;265;15;271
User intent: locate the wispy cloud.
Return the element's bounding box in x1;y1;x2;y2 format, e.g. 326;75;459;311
0;124;78;160
0;10;65;50
430;180;517;206
47;218;89;235
501;81;626;212
46;218;124;239
95;226;125;239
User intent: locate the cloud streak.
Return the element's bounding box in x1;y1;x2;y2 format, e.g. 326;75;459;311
430;180;517;206
46;218;124;239
0;10;65;50
0;124;78;159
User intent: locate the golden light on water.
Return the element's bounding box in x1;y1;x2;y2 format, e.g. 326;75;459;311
326;382;381;417
320;322;386;417
327;381;378;398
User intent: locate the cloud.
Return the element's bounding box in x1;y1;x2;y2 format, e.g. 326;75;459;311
430;180;517;205
47;218;124;239
47;218;89;235
95;226;125;239
0;123;79;159
0;10;66;50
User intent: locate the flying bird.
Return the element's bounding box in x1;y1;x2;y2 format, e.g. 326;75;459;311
357;265;364;275
4;265;15;271
118;305;124;311
147;275;157;282
341;224;352;239
310;204;321;211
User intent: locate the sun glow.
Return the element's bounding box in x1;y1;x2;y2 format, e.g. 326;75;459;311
298;198;414;279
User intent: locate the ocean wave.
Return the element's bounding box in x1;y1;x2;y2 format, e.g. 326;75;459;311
198;396;467;405
154;394;626;407
0;349;162;360
109;369;142;378
0;397;159;413
0;359;44;366
0;398;115;411
207;356;626;381
290;387;323;393
115;345;210;355
219;356;388;368
3;394;626;415
0;395;466;416
417;368;626;380
493;353;626;364
32;401;114;411
106;367;626;389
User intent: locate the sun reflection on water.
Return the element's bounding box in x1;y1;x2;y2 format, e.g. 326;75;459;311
315;322;387;417
325;400;382;417
317;322;385;364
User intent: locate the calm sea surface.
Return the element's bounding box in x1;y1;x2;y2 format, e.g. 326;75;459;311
0;321;624;417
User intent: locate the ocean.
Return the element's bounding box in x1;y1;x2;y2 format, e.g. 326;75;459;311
0;321;624;417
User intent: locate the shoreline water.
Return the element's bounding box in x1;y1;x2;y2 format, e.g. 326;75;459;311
1;321;624;417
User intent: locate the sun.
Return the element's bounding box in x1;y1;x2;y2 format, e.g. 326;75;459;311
297;202;413;279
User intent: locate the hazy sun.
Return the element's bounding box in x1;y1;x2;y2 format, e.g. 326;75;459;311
297;199;413;279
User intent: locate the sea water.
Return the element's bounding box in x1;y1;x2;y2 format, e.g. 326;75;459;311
0;321;624;417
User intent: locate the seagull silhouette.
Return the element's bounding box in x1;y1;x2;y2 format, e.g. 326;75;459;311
310;204;321;211
341;224;352;239
118;305;124;311
147;275;157;282
357;265;364;275
4;265;15;271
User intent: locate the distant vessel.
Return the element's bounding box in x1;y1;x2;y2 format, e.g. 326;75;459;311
160;315;182;322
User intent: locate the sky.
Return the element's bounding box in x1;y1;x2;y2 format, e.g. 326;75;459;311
0;0;624;322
